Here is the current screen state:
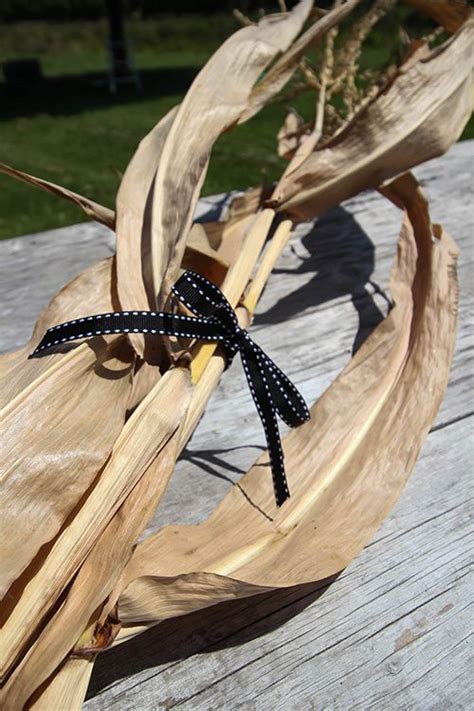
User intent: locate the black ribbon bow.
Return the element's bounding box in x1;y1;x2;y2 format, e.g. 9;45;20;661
30;270;310;506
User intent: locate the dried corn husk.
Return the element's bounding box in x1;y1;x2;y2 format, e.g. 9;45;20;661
0;336;134;598
1;371;191;707
0;210;275;689
0;257;117;407
114;105;178;349
271;16;474;219
115;0;312;331
0;0;470;707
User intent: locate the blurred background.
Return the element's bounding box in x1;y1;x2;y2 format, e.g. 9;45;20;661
1;0;473;240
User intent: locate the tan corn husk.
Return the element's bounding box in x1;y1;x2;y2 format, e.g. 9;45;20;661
115;0;312;343
28;658;96;711
0;209;276;687
0;256;118;407
0;1;470;707
271;15;474;219
0;337;135;599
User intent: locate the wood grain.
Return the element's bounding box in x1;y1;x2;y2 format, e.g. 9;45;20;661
0;143;472;709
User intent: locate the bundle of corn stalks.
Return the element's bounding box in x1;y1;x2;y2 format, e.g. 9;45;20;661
1;0;472;707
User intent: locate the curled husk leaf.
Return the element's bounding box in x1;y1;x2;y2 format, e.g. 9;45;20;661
0;162;115;229
115;0;313;328
270;17;474;219
114;173;459;632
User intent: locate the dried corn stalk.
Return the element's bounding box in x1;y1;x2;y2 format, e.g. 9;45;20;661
0;1;471;708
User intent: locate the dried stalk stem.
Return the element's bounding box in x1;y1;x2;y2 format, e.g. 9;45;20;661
302;3;341;154
233;8;253;27
330;0;398;98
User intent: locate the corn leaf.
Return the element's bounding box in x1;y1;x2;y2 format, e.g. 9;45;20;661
0;162;115;229
270;18;473;219
142;1;312;310
1;371;190;707
0;336;134;600
0;257;117;408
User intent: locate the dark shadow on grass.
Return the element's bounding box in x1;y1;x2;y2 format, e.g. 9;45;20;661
0;66;200;121
86;573;340;702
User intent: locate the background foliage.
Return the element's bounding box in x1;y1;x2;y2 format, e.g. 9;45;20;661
1;2;472;239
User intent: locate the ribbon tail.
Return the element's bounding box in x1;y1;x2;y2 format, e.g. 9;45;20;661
252;343;310;427
241;349;290;507
29;312;223;358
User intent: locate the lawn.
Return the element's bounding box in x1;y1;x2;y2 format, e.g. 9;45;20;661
1;12;472;240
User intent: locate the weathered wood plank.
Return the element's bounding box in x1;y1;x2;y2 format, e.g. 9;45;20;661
0;143;472;709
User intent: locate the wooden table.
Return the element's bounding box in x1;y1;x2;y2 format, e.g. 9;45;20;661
1;143;472;709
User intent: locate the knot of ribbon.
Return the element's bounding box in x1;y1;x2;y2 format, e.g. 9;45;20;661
30;270;310;506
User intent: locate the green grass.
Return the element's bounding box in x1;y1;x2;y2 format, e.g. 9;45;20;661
0;95;297;239
0;15;308;239
1;14;472;240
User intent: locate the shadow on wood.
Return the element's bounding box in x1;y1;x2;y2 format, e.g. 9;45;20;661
87;573;340;700
255;205;391;354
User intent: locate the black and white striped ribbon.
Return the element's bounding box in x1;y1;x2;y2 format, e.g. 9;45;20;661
30;270;310;506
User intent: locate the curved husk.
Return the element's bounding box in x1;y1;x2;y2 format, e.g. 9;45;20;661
113;174;459;632
271;17;474;219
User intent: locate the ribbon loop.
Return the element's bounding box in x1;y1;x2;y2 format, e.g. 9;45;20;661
172;271;241;364
30;270;310;507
